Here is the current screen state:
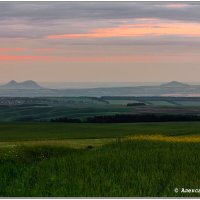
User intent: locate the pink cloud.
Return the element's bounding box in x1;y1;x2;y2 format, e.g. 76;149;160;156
0;55;53;61
0;48;26;52
0;55;156;62
47;20;200;39
34;48;57;52
164;3;190;8
0;54;200;63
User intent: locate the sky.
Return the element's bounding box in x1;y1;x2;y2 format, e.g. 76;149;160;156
1;2;200;83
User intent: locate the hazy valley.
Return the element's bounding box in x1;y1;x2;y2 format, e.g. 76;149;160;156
0;80;200;97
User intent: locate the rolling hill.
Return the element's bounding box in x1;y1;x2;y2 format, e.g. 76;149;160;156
0;80;199;97
0;80;44;90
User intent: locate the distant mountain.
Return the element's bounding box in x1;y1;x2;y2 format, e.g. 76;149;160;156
0;80;43;89
160;81;190;88
0;80;199;97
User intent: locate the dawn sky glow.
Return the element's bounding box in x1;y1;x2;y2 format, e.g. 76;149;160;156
1;2;200;82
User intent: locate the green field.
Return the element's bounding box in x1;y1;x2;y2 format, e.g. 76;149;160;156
1;122;200;197
0;105;132;121
1;97;200;122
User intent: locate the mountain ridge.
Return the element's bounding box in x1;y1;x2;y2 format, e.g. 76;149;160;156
0;80;199;97
0;80;43;89
160;81;190;87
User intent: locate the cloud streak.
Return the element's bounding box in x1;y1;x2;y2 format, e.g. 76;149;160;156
163;3;190;9
0;2;200;42
0;48;26;52
1;2;200;82
0;2;199;22
48;21;200;39
1;54;200;63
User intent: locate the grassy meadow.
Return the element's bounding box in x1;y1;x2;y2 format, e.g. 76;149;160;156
0;122;200;197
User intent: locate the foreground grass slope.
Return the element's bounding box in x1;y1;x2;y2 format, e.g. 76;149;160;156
1;122;200;197
0;141;200;197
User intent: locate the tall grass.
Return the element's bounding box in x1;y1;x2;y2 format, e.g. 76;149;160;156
0;140;200;197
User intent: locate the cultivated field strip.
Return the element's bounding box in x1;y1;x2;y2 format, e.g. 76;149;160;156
127;135;200;143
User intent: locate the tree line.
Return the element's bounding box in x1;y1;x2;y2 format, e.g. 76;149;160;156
50;114;200;123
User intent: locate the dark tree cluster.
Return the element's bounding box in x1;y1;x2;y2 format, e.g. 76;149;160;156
102;96;200;101
127;103;146;106
50;114;200;123
86;114;200;123
50;117;81;123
